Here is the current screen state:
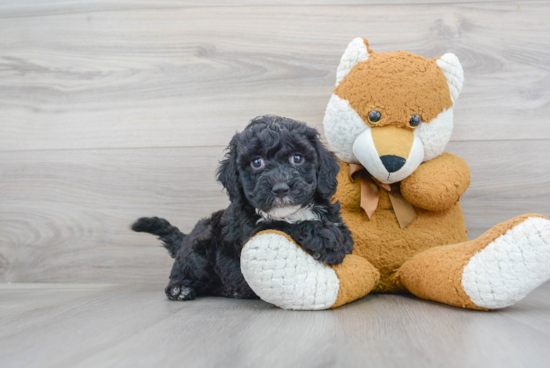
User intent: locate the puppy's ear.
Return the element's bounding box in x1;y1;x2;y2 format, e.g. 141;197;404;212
313;135;340;200
216;137;242;202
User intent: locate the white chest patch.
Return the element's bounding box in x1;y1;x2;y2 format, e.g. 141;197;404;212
256;205;322;224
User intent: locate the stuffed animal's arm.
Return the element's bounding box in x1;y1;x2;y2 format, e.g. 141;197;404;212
400;153;470;211
240;229;380;310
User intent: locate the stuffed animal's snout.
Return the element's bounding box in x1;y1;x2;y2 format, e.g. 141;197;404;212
372;126;414;172
352;126;424;184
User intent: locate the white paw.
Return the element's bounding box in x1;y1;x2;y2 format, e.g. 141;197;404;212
462;217;550;309
241;232;340;310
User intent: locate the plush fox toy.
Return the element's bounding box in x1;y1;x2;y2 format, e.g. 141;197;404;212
240;38;550;310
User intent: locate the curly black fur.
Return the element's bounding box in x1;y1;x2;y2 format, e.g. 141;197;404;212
132;115;353;301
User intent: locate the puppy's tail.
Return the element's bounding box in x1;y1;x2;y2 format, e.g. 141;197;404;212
131;217;185;258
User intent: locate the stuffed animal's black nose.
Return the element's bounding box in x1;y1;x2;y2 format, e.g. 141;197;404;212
380;155;406;173
271;183;289;198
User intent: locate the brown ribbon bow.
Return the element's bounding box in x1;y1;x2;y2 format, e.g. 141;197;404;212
348;164;417;229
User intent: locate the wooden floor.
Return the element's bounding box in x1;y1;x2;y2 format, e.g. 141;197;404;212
2;0;550;284
1;282;550;368
1;1;550;366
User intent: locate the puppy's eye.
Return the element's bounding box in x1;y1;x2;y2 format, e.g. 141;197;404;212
251;157;265;170
290;154;304;165
409;114;421;128
368;110;381;124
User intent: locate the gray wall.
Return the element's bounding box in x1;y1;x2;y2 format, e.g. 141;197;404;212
1;0;549;283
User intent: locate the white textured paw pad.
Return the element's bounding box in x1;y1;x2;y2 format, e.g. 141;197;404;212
462;217;550;309
241;233;340;310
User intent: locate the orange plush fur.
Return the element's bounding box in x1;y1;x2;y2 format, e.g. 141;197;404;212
335;158;470;293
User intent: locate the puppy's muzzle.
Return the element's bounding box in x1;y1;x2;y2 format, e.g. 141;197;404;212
271;182;290;198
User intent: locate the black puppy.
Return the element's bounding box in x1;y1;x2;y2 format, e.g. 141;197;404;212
132;115;353;301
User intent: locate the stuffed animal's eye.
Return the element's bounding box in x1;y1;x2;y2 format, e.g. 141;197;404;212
409;114;421;127
290;154;304;165
368;111;381;124
251;157;265;170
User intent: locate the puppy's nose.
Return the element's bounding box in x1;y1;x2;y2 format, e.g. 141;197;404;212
380;155;406;173
271;182;289;198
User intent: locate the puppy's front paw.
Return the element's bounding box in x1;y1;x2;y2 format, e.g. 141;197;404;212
315;248;347;266
304;227;350;266
165;284;196;301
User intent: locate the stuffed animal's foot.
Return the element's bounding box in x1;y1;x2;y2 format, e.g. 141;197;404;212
461;215;550;309
241;230;379;310
398;214;550;310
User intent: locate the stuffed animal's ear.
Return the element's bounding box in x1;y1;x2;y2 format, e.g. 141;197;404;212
216;137;243;203
335;37;371;86
313;136;341;200
436;53;464;103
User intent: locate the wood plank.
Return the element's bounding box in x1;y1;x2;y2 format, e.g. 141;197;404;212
503;281;550;337
0;282;549;368
0;0;521;18
1;139;549;283
459;139;550;239
1;1;549;151
0;283;117;333
0;146;230;283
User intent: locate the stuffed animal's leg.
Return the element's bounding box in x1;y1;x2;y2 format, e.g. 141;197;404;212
397;214;550;310
241;230;379;310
